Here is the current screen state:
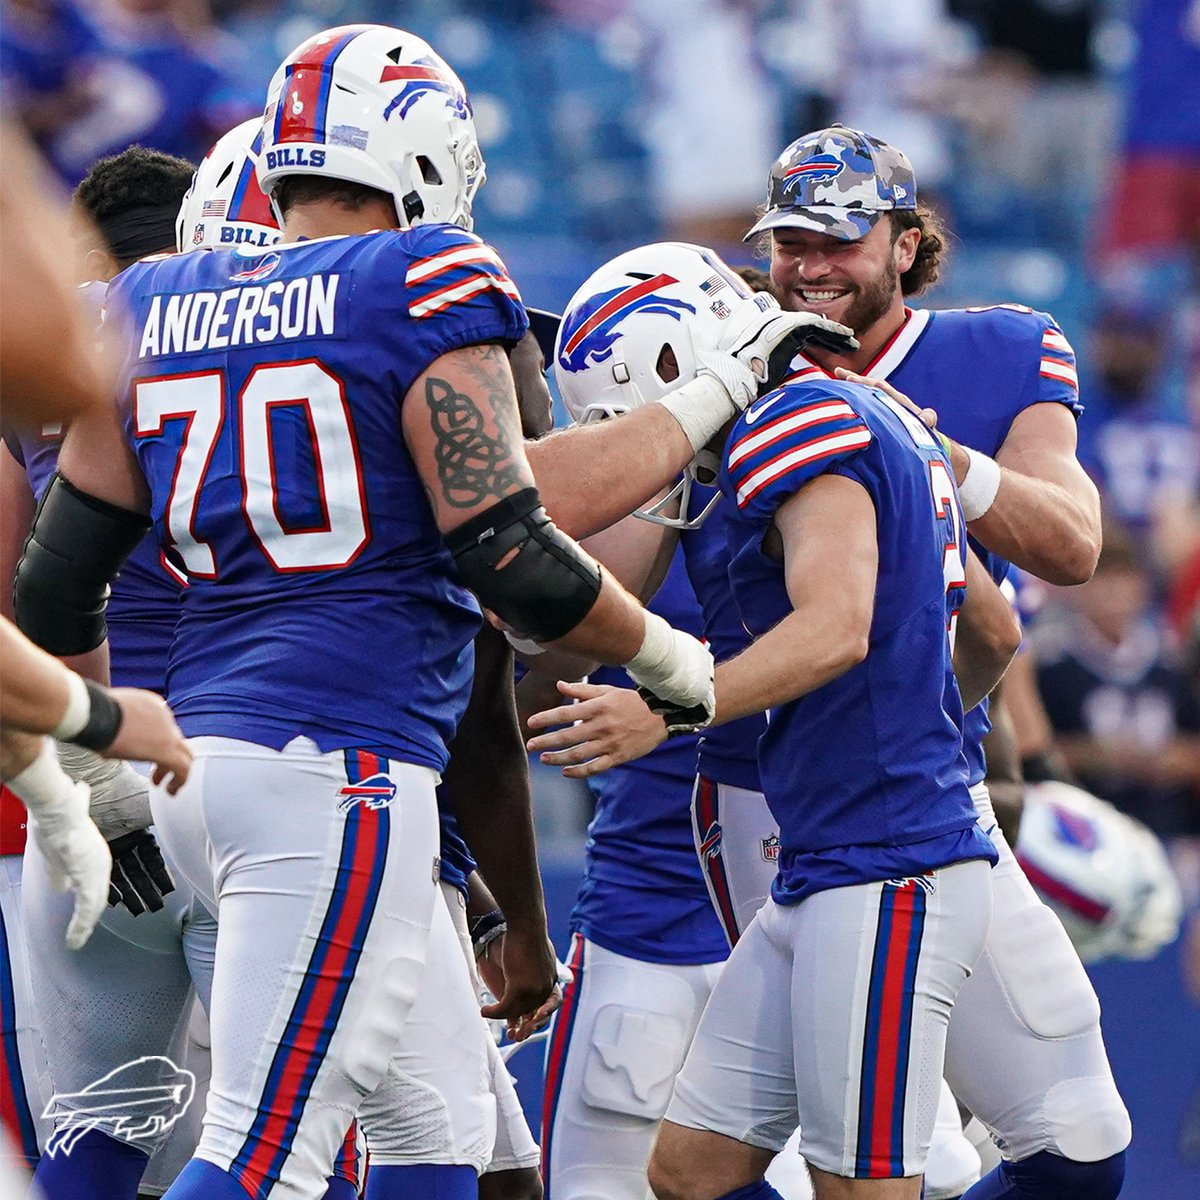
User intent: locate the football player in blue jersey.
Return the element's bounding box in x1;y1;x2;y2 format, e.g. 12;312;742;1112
748;126;1128;1200
535;127;1130;1199
10;23;844;1200
534;240;1017;1200
531;243;1026;1200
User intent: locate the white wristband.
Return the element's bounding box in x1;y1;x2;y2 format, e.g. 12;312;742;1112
50;671;91;742
658;374;740;453
958;447;1002;522
625;610;714;709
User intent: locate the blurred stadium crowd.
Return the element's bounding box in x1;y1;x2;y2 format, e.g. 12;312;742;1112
3;0;1198;981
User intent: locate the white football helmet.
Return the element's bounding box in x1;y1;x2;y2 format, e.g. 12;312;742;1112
1015;780;1182;963
555;242;760;529
258;24;484;230
176;119;279;253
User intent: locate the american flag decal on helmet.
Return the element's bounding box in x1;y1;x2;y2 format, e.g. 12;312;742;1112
405;233;520;319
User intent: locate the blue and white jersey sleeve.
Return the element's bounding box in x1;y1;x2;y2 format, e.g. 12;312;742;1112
401;225;527;362
722;386;873;520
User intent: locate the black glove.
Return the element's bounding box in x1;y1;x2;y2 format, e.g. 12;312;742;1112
764;322;860;391
108;829;175;916
636;686;714;737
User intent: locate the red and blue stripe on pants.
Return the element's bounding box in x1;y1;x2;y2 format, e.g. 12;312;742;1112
854;878;928;1179
540;933;587;1197
229;750;391;1200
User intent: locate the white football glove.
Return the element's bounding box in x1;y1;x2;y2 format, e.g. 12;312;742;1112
28;780;113;951
698;293;857;406
57;742;152;839
659;295;857;453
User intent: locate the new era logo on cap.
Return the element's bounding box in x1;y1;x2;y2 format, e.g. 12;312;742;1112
747;124;917;243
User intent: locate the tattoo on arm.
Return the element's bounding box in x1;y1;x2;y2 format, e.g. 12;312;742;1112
425;346;526;509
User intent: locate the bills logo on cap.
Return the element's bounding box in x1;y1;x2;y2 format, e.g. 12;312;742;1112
781;153;845;193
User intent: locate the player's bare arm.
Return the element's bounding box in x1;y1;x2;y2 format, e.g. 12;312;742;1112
0;619;188;790
952;549;1022;710
444;625;557;1031
835;372;1101;586
403;343;715;711
528;475;877;774
975;402;1103;585
526;409;701;540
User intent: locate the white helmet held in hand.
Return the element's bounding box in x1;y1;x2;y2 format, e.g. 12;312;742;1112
176;119;280;253
1016;780;1182;963
555;242;762;529
258;24;484;230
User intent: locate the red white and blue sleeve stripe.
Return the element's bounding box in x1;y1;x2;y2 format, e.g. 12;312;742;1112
726;395;872;514
405;231;521;320
1037;323;1082;415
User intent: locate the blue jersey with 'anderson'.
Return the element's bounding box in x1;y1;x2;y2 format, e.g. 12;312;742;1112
571;549;728;964
721;378;997;902
104;226;527;771
787;304;1082;786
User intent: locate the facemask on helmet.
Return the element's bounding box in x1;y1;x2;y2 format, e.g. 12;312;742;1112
555;242;757;530
1015;780;1182;963
258;24;485;231
176;119;280;253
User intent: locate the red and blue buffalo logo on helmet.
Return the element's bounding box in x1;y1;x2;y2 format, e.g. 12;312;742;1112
1050;803;1100;852
558;273;696;374
781;152;845;195
381;56;471;121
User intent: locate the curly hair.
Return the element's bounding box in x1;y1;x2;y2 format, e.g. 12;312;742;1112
891;204;949;296
73;145;194;224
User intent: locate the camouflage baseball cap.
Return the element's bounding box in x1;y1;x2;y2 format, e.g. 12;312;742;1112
745;125;917;242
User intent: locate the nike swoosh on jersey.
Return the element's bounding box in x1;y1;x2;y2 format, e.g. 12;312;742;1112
742;398;779;425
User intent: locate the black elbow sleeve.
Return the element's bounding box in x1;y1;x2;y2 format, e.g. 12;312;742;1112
446;486;601;643
14;472;151;655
